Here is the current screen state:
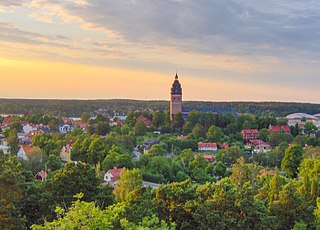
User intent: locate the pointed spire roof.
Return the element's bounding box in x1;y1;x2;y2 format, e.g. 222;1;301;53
171;73;182;95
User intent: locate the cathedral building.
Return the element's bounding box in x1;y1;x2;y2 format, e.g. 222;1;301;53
170;73;182;121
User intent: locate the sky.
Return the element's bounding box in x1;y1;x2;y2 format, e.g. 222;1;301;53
0;0;320;102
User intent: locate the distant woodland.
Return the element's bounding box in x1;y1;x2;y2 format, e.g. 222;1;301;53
0;99;319;117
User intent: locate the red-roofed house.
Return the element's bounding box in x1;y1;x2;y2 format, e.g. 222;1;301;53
103;168;124;186
35;170;47;181
203;155;215;162
3;115;18;124
17;146;42;160
198;142;217;152
219;143;229;149
136;115;152;128
73;121;88;129
241;129;259;141
268;125;290;133
178;135;188;141
248;139;272;153
259;169;275;176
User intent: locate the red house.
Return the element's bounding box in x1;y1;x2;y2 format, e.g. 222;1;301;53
268;125;290;133
241;129;259;141
136;115;152;128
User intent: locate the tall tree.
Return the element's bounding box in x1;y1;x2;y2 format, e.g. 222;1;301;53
48;162;100;207
281;144;303;178
206;125;223;142
114;168;143;201
80;112;90;122
173;112;184;130
134;120;147;136
8;128;19;155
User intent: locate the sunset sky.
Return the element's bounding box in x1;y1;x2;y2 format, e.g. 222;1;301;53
1;0;320;102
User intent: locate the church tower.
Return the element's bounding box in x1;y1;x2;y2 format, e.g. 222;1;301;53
170;73;182;121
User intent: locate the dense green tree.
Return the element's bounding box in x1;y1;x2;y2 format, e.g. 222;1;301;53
80;112;90;122
258;128;269;142
114;168;143;201
148;144;167;156
134;120;147;136
192;123;206;139
47;154;63;171
0;154;26;229
20;182;55;228
304;122;318;136
95;121;110;136
8;128;19;155
267;142;288;168
269;131;293;147
216;145;244;166
269;181;314;229
173;112;184;130
230;157;258;188
281;144;303;178
48;162;100;207
206;125;223;142
88;136;108;165
214;161;227;178
155;180;197;228
102;145;132;171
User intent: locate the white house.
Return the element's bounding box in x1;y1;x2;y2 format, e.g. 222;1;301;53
103;168;124;186
17;146;42;160
23;124;37;134
198;142;218;152
59;124;72;134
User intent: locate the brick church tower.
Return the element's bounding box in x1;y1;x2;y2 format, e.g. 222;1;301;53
170;73;182;121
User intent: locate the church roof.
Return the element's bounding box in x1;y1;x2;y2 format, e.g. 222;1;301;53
171;73;182;95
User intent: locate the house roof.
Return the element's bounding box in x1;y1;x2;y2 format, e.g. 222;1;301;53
203;155;215;162
198;142;217;148
136;115;152;127
26;129;44;138
178;135;188;140
35;170;47;179
219;143;229;149
73;121;88;127
109;168;124;181
3;116;18;123
241;129;259;134
22;146;41;157
248;140;271;148
269;125;290;132
259;169;275;176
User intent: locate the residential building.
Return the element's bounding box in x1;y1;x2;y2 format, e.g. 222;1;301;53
268;125;290;133
17;146;42;160
248;139;272;153
103;168;124;186
198;142;218;152
60;142;72;162
241;129;259;141
136;115;152;128
35;170;47;181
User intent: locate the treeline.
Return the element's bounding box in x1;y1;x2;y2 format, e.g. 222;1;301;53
0;98;319;117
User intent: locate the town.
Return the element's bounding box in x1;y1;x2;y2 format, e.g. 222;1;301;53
1;75;320;229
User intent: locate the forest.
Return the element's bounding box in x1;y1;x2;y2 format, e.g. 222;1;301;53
0;98;320;117
1;110;320;229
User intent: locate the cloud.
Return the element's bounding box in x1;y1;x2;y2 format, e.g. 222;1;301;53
25;0;320;61
0;22;68;47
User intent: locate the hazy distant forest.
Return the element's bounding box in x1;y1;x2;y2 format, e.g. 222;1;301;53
0;99;319;117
